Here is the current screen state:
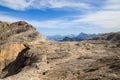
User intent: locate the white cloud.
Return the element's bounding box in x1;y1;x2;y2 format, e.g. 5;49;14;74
0;0;120;33
29;20;67;28
0;0;33;10
0;13;74;28
0;10;120;30
0;11;120;35
74;11;120;28
104;0;120;10
32;0;91;9
0;14;21;22
0;0;91;10
72;0;120;29
0;13;85;30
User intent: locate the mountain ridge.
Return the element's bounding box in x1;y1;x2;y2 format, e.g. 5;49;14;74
47;32;96;41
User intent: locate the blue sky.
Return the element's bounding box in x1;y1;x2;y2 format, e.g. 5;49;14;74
0;0;120;36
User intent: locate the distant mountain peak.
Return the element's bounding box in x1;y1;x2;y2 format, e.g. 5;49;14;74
47;33;96;41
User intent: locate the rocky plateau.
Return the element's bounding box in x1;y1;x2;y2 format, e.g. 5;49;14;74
0;21;120;80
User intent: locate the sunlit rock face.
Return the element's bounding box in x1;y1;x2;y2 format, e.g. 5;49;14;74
0;43;25;71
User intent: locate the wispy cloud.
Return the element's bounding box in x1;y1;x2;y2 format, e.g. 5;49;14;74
0;11;120;35
0;0;33;10
1;10;120;29
73;0;120;29
31;0;91;10
104;0;120;10
0;0;120;34
31;0;120;29
0;0;100;10
0;14;21;22
74;11;120;29
0;13;80;29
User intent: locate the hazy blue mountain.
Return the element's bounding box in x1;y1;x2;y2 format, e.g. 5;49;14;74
47;35;64;41
47;33;96;41
76;32;96;40
66;34;76;38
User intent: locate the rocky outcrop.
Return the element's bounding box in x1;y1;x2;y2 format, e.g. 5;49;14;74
0;21;46;45
0;21;120;80
0;21;47;79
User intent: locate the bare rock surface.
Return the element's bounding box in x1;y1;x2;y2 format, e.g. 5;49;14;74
0;21;46;45
0;21;120;80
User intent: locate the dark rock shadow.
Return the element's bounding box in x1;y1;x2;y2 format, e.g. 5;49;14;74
1;46;30;78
